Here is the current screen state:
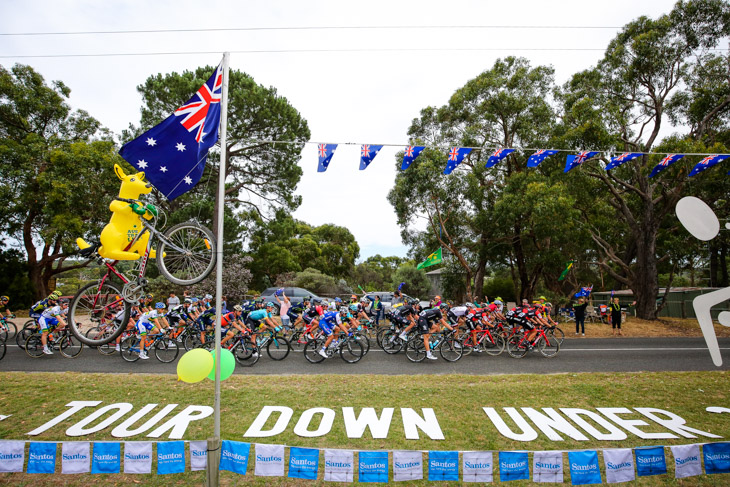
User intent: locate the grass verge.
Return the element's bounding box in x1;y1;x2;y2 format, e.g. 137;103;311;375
0;370;728;485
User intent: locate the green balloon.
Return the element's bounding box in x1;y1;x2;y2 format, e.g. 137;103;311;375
207;348;236;381
177;349;214;383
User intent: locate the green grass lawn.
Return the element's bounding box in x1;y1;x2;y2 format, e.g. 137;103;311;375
0;371;728;485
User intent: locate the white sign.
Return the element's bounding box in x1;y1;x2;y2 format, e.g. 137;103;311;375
189;440;208;471
324;449;354;482
393;450;423;481
61;441;90;474
603;448;635;484
670;443;702;479
462;451;493;483
0;440;24;473
123;441;152;474
533;451;563;483
254;443;285;477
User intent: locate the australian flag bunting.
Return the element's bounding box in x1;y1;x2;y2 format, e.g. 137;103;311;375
564;151;599;173
317;143;338;172
119;63;223;201
485;148;516;168
526;149;559;168
606;152;642;171
649;154;685;178
359;144;383;170
444;147;472;175
401;145;425;170
689;154;730;177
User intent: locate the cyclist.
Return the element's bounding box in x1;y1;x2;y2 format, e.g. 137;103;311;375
30;291;61;321
141;293;155;312
395;299;422;339
165;303;190;341
288;296;310;330
38;298;70;355
245;302;280;346
297;298;323;338
203;294;214;309
416;303;453;360
196;306;217;345
135;302;167;360
220;305;251;349
0;295;15;320
316;307;348;359
114;303;140;352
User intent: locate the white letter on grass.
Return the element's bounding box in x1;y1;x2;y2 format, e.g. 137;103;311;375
244;406;293;438
483;407;538;441
402;408;444;440
27;401;102;436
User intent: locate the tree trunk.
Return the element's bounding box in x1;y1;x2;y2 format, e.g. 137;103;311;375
27;263;48;301
512;223;530;302
709;242;719;287
630;218;659;320
473;232;489;301
720;242;728;287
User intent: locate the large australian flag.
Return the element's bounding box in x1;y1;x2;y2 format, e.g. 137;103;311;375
119;63;223;201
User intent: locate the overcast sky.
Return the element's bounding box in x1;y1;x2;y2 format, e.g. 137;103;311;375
0;0;680;260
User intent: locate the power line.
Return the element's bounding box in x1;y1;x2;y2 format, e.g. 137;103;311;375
0;47;619;59
0;25;625;36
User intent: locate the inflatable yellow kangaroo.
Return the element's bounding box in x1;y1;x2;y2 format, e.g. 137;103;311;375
77;164;157;261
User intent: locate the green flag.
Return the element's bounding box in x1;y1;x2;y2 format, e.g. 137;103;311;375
558;260;574;281
417;248;443;270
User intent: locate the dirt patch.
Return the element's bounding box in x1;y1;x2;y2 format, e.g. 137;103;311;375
564;316;730;338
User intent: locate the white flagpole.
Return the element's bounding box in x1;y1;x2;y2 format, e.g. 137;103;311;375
207;51;230;487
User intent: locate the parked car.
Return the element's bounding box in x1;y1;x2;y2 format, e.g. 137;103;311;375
361;292;430;314
259;287;322;314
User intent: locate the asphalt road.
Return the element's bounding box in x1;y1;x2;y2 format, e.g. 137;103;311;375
1;337;729;375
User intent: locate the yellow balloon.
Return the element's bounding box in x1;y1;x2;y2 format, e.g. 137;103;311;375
177;349;214;383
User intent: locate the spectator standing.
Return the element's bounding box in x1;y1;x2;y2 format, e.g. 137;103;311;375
276;290;292;328
221;295;228;314
610;297;635;336
392;290;404;306
167;292;180;308
370;295;383;325
573;297;588;336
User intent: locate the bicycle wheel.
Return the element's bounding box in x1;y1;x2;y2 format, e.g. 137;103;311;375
156;222;216;286
183;332;203;351
25;334;45;358
538;334;560;358
120;335;141;362
1;320;16;340
58;332;84;358
405;337;426;363
484;333;506;356
154;339;180;363
288;331;304;351
303;337;326;363
353;332;370;356
460;334;477;357
16;321;38;349
506;335;529;358
0;338;5;360
70;280;130;346
266;334;291;361
233;339;259;366
380;330;404;354
439;337;463;362
550;326;565;345
376;327;389;349
340;338;365;363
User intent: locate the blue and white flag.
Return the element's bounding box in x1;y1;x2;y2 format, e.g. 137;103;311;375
533;451;563;483
360;144;383;171
565;151;600;173
649;153;684;177
704;442;730;474
670;444;702;479
635;446;666;477
157;441;185;475
27;442;56;474
568;450;602;485
62;441;90;474
427;451;458;481
124;441;152;474
401;145;426;170
324;449;354;482
606;152;642;170
444;147;472;175
689;154;730;177
358;451;388;483
0;440;24;473
288;447;319;480
317;143;338;172
255;443;285;477
603;448;634;484
462;451;492;483
527;149;559;168
485;148;516;168
393;450;422;481
189;440;207;472
499;451;529;482
575;285;593;298
91;442;121;474
219;440;250;475
119;63;223;201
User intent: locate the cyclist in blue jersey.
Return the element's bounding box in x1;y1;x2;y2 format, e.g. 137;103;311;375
315;307;347;359
196;306;217;345
245;302;279;345
38;299;69;355
29;291;61;320
135;302;167;359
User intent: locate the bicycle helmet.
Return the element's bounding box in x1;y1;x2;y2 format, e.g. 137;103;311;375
408;298;419;306
59;298;69;305
439;302;449;309
155;302;166;309
494;299;503;305
146;293;154;299
0;296;8;301
50;291;61;299
265;301;275;308
184;298;193;304
465;302;475;309
339;306;349;315
205;294;213;300
312;298;321;305
191;297;199;303
335;297;342;303
349;304;359;312
233;305;243;312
